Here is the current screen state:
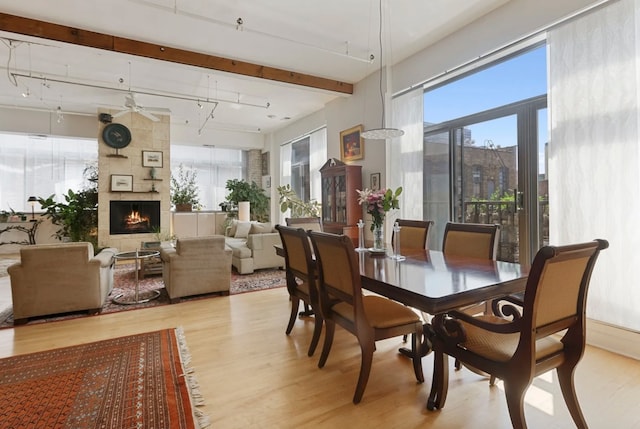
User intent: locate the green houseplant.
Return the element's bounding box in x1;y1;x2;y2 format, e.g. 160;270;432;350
170;164;201;211
224;179;270;222
38;164;98;248
277;184;320;218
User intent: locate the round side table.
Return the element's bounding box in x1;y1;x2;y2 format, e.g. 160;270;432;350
112;249;161;305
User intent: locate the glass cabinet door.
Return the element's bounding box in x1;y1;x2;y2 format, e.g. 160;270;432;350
321;176;333;223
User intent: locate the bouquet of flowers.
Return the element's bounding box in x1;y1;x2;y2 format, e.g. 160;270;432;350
356;187;402;231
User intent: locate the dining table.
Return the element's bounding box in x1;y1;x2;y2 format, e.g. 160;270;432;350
275;243;529;355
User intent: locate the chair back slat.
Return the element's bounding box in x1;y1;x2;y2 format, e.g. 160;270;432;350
442;222;500;260
521;241;607;336
393;219;434;251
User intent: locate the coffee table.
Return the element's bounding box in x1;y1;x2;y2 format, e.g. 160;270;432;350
112;249;161;305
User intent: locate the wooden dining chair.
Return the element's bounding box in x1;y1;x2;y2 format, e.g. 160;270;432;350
391;219;434;252
308;230;424;404
427;239;608;429
275;225;323;357
285;217;323;232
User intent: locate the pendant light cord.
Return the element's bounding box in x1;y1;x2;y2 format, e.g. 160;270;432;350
377;0;385;128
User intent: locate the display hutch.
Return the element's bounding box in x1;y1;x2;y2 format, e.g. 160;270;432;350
320;158;362;242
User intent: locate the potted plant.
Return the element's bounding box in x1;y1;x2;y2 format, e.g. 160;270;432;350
170;164;201;212
224;179;270;222
277;184;320;218
38;164;98;247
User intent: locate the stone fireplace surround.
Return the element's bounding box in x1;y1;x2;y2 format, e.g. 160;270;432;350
97;110;171;252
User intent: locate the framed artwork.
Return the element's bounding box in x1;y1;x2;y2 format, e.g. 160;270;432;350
142;151;163;167
370;173;381;191
110;174;133;192
340;124;364;162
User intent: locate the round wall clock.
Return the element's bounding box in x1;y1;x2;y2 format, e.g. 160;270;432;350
102;123;132;149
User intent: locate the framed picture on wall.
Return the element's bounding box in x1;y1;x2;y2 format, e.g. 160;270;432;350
110;174;133;192
370;173;381;191
340;124;364;162
142;151;163;167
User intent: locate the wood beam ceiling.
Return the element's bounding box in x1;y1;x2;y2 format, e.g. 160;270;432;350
0;12;354;95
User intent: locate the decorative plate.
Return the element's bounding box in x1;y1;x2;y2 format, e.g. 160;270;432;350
102;123;132;149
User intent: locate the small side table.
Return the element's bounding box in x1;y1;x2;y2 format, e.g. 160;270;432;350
112;249;161;305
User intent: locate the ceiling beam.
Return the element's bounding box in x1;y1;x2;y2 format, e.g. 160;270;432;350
0;12;354;95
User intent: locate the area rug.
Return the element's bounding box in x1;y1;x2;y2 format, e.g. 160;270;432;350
0;327;209;429
0;263;285;328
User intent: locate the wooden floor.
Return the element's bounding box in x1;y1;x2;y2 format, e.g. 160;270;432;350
1;282;639;428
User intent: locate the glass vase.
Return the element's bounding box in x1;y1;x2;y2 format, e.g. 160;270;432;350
372;223;384;251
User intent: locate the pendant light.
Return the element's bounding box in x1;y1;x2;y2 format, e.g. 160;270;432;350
361;0;404;140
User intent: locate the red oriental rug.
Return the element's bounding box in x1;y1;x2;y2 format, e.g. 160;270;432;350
0;328;209;429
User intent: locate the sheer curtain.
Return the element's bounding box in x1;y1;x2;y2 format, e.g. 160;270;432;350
309;127;327;205
548;0;640;330
390;87;424;221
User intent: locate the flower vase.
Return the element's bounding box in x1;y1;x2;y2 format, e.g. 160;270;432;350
372;224;384;251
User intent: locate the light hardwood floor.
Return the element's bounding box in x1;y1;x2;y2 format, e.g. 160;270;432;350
0;280;639;428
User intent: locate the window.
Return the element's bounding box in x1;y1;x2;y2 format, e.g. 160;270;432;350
170;145;245;210
0;133;97;212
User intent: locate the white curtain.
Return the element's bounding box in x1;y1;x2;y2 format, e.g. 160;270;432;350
390;87;424;221
279;142;292;224
309;127;327;205
548;0;640;330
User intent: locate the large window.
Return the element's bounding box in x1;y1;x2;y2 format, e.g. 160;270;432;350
170;145;245;210
0;133;97;212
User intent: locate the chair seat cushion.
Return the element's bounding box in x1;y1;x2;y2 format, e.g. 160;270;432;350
333;295;421;329
459;315;564;362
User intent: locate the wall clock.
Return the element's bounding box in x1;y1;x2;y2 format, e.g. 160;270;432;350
102;123;132;149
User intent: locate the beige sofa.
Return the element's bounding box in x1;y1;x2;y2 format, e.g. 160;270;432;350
8;242;117;324
224;220;284;274
160;235;232;302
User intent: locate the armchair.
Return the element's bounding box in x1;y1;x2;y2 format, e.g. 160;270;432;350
160;235;232;302
8;242;117;324
427;239;608;429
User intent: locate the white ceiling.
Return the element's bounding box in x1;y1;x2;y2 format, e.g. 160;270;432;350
0;0;507;143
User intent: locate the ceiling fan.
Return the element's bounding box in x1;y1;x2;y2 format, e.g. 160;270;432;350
111;92;171;122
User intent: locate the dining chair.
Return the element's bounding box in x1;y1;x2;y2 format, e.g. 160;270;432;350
275;225;323;357
427;239;609;429
391;219;434;252
308;230;424;404
285;217;323;232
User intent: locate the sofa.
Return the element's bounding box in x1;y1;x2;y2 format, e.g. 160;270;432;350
224;220;284;274
7;242;118;324
160;235;232;301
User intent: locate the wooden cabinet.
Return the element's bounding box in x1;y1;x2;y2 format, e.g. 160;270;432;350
320;158;362;239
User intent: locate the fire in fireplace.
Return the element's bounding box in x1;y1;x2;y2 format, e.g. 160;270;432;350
110;200;160;235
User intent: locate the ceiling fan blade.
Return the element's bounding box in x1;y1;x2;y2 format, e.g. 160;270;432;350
111;110;129;118
138;109;160;122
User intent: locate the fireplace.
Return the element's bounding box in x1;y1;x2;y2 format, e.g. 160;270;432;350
110;200;160;235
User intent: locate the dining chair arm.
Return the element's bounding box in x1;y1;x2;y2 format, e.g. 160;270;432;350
444;310;523;334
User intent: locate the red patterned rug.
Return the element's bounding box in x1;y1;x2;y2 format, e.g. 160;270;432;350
0;328;208;429
0;264;285;328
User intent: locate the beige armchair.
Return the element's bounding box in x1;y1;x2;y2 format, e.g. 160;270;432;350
8;242;117;324
160;235;232;302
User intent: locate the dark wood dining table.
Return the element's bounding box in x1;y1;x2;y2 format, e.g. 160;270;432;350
358;249;527;315
275;244;528;316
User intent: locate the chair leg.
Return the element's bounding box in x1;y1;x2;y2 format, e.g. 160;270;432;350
427;349;449;410
286;296;300;335
307;312;323;357
411;332;424;383
504;381;530;429
318;320;335;368
353;340;375;404
557;364;588;429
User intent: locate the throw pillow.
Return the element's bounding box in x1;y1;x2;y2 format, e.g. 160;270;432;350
234;221;252;238
249;222;272;235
